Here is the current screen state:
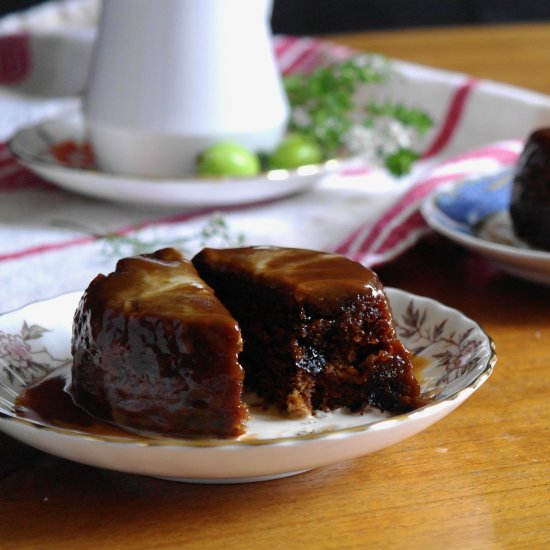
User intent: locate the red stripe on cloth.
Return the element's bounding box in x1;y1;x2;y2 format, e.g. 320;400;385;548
353;172;467;255
273;35;306;74
273;35;300;60
333;224;368;256
286;41;354;75
281;39;320;75
422;78;478;159
334;142;521;261
0;149;14;168
0;142;70;191
442;142;521;165
0;195;286;264
346;212;430;266
370;227;433;266
338;166;372;177
370;141;520;244
0;170;57;191
0;157;15;169
0;155;57;191
0;33;31;85
371;209;426;253
0;235;96;262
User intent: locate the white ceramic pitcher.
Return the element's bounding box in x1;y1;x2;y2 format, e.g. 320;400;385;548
84;0;289;177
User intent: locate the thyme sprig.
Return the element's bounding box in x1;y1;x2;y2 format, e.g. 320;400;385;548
100;214;246;259
53;214;246;260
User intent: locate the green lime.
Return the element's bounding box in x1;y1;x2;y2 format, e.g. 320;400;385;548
197;142;260;177
268;134;322;170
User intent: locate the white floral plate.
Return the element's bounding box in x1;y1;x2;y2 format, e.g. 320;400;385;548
421;169;550;285
0;289;495;484
7;111;345;208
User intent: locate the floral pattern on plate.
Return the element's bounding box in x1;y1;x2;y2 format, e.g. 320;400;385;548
0;322;69;389
395;300;485;396
0;289;495;483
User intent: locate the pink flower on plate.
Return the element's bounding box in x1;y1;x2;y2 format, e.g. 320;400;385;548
0;331;32;369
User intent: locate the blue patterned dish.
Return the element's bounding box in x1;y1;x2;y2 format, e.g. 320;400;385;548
434;169;514;232
422;170;550;285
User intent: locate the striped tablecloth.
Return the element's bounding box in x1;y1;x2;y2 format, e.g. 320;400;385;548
0;0;542;313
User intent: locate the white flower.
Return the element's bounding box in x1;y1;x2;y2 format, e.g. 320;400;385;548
344;117;415;168
344;126;379;162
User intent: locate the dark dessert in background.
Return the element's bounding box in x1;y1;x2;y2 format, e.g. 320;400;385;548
71;246;424;440
71;248;247;439
193;246;423;417
510;128;550;251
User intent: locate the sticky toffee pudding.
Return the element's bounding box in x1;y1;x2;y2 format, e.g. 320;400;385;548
68;246;423;439
510;128;550;251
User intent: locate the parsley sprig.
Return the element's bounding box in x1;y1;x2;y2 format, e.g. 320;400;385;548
284;54;434;176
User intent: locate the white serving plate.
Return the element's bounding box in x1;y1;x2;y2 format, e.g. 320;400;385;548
421;169;550;285
0;289;495;483
5;36;550;210
7;110;345;208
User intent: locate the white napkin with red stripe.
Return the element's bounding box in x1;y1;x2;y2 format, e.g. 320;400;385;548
0;0;548;314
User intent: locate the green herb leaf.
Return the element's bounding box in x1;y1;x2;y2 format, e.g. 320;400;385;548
283;54;434;177
365;101;434;135
384;148;419;177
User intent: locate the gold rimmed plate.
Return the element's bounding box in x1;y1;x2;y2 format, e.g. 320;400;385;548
0;289;495;483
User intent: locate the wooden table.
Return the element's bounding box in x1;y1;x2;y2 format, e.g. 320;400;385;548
1;23;549;549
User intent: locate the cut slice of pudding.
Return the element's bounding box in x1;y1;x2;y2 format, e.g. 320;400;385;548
71;247;247;438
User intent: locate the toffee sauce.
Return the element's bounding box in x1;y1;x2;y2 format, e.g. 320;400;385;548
15;365;133;437
15;356;431;437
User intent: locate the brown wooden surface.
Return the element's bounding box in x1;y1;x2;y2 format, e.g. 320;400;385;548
2;23;550;550
328;23;550;95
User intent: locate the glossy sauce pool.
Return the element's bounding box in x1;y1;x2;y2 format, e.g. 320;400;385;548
15;365;132;437
14;356;431;437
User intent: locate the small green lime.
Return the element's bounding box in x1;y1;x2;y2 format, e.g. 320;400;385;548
268;134;322;170
197;142;260;177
